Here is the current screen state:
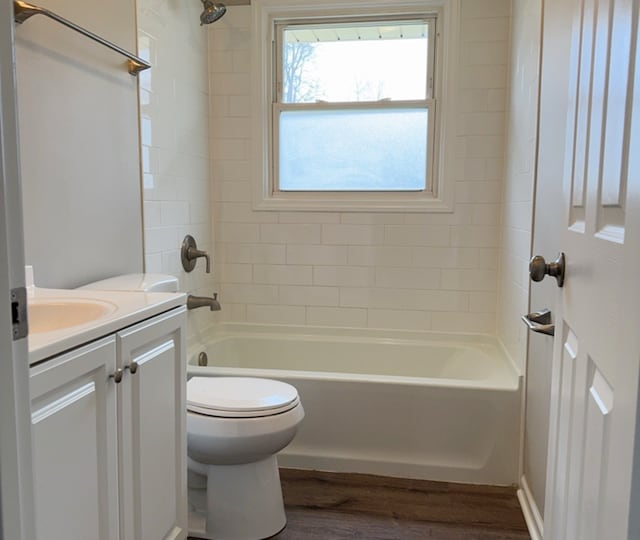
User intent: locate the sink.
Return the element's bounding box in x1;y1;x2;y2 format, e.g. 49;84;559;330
28;298;117;333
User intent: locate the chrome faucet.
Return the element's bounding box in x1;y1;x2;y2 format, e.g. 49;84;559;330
187;292;221;311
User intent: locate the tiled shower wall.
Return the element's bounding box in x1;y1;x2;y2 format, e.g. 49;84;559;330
209;0;511;334
209;0;510;333
137;0;215;339
497;0;540;369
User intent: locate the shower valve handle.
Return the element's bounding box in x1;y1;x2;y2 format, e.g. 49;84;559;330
181;235;211;273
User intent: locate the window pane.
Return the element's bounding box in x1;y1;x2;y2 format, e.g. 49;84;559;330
278;108;428;191
282;22;429;103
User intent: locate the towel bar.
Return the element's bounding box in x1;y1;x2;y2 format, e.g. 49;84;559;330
13;0;151;76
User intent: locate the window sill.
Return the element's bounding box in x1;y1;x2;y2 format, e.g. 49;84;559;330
253;192;454;213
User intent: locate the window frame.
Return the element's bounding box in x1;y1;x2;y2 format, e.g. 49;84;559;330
273;16;437;194
252;0;460;212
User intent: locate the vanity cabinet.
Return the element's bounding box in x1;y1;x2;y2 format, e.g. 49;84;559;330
29;307;187;540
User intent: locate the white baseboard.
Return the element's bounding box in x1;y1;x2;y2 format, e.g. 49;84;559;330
517;475;543;540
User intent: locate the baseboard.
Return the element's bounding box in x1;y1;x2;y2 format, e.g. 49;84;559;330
517;475;543;540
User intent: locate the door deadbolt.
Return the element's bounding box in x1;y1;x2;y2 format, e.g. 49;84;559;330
529;253;565;287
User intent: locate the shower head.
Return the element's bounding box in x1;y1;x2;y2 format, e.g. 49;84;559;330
200;0;226;25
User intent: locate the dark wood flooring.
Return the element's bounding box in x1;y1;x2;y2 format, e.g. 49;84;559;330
271;469;531;540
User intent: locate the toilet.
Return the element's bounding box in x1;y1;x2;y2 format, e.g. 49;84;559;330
187;376;304;540
79;273;305;540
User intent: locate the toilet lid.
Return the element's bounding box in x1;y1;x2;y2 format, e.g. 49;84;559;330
187;377;300;418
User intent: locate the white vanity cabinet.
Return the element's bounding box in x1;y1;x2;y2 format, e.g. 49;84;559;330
29;307;187;540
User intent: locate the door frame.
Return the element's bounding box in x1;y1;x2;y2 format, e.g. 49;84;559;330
0;1;35;539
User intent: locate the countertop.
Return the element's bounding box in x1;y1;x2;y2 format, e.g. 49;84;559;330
28;286;186;364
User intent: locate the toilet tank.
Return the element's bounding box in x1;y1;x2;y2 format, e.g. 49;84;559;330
78;273;179;293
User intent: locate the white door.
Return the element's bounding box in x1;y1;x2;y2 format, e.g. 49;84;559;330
116;308;187;540
0;2;35;539
29;338;119;540
540;0;640;538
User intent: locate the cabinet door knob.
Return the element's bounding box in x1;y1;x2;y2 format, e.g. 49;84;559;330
126;361;139;375
110;368;124;383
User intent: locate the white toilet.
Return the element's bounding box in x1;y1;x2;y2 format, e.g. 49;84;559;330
186;376;304;540
79;273;305;540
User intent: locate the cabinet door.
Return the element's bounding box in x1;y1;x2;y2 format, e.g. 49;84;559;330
117;307;187;540
29;337;119;540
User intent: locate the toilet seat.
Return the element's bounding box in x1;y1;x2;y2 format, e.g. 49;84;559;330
187;377;300;418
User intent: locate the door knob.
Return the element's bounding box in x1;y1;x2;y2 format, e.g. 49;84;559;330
529;252;565;287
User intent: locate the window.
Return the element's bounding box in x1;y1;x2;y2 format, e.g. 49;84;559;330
275;18;436;192
253;1;458;212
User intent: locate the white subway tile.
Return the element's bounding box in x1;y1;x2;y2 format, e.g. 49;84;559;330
215;181;251;202
313;266;375;287
278;212;341;224
384;225;450;247
461;0;511;19
322;224;385;245
340;288;469;312
217;263;253;283
219;284;279;304
451;226;500;248
306;307;368;328
431;312;496;333
412;247;480;268
216;202;278;224
279;286;339;306
246;304;306;325
469;291;498;312
287;245;348;265
347;246;413;267
160;201;190;226
254;264;313;285
464;136;506;158
340;213;406;225
477;248;500;269
222;243;286;264
441;269;498;291
459;65;507;90
460;17;510;42
367;309;432;331
211;138;250;160
144;201;162;228
458;89;489;112
375;267;441;289
455;181;502;203
461;41;510;66
261;224;322;244
215;222;260;243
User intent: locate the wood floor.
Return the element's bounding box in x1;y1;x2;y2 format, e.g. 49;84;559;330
271;469;531;540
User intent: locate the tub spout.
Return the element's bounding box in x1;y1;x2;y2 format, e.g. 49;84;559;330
187;293;221;311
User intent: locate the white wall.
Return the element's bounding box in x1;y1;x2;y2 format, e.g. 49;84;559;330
15;0;144;289
137;0;215;341
497;0;540;370
209;0;511;333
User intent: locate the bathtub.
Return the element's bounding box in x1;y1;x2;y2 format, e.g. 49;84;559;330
187;323;522;485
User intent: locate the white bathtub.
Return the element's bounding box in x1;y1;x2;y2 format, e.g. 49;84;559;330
187;323;522;485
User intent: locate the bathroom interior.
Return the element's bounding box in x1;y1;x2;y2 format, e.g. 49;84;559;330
4;0;639;538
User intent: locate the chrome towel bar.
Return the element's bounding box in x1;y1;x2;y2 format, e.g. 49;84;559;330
13;0;151;76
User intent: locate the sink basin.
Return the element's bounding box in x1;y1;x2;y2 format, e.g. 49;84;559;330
28;299;117;333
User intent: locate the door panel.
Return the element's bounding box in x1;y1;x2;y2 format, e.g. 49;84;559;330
539;0;640;537
29;338;118;540
117;308;187;540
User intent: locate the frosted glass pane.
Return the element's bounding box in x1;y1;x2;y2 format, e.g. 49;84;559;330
279;109;428;191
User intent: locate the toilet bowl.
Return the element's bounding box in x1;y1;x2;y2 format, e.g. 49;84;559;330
186;376;304;540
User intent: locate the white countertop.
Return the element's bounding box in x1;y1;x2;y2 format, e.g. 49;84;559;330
28;286;186;364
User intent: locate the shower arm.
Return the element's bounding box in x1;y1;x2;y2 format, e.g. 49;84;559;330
13;0;151;76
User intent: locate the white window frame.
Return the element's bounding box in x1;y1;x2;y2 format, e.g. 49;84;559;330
252;0;461;213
